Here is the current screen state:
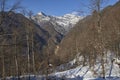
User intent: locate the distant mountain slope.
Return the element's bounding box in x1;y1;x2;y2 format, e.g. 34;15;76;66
33;12;83;35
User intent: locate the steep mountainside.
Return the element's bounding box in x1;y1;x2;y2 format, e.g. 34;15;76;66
33;12;82;35
0;11;63;75
0;12;64;52
56;1;120;63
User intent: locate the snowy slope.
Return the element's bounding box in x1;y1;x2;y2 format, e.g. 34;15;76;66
55;13;82;31
49;52;120;80
34;12;51;22
52;63;120;80
32;12;83;35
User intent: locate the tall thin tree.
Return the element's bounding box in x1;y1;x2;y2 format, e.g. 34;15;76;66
89;0;107;78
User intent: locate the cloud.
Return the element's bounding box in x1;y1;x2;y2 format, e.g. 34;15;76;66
71;11;80;15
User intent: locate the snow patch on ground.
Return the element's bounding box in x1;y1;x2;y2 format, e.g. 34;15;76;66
50;52;120;80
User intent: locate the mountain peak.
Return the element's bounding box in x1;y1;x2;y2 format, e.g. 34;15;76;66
37;12;46;16
33;11;83;35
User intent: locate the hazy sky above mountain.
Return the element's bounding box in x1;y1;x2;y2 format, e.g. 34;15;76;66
9;0;119;16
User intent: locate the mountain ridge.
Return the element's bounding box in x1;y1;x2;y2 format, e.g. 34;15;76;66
33;12;83;35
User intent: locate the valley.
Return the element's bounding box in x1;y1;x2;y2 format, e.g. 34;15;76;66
0;0;120;80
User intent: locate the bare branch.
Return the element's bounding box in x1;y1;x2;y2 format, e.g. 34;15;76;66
0;0;7;12
89;0;109;12
9;0;23;12
27;10;33;20
20;8;27;16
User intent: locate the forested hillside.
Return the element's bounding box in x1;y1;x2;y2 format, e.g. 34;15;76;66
0;11;63;77
57;1;120;65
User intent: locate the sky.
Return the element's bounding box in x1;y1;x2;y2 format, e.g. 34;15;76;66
8;0;119;16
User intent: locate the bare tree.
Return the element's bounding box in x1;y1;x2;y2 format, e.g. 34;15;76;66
0;0;7;30
79;0;108;78
26;26;30;75
0;0;22;12
0;0;23;30
27;10;33;20
0;34;13;79
89;0;107;78
46;39;50;80
0;0;24;78
27;10;36;74
31;27;36;74
1;40;5;80
0;0;7;12
20;8;27;16
13;31;20;79
9;0;22;12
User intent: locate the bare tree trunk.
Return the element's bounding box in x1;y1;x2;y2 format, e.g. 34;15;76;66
32;31;36;74
26;33;30;77
0;0;6;12
83;54;86;66
75;38;79;54
15;56;18;76
1;45;5;80
88;54;91;68
14;34;20;79
75;39;80;65
2;55;5;80
46;39;50;80
97;0;105;78
2;56;5;80
101;53;105;78
0;39;6;80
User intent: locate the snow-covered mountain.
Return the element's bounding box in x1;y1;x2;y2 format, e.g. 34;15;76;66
33;12;83;35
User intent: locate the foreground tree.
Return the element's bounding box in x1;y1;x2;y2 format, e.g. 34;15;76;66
89;0;107;78
0;0;23;78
